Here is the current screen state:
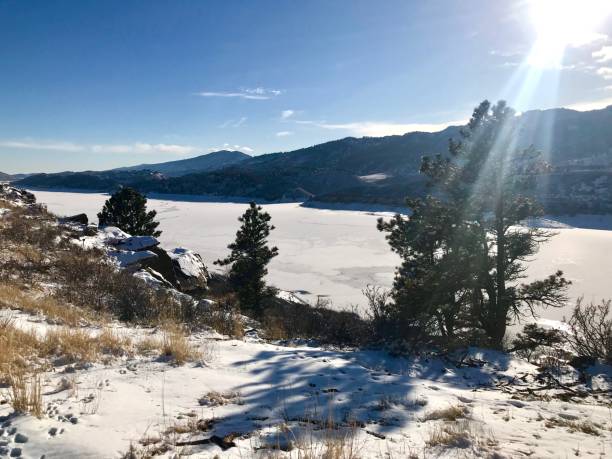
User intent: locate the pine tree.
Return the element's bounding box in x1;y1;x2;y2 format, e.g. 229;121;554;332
97;187;161;237
421;100;569;348
378;196;478;345
215;202;278;314
380;100;570;349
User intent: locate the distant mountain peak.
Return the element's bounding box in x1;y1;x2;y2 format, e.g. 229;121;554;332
113;149;249;177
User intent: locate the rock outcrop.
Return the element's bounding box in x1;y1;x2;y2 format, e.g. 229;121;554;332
75;225;210;292
0;184;36;206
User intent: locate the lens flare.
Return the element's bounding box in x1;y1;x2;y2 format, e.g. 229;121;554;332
528;0;612;67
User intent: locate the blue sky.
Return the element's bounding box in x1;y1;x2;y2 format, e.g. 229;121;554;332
1;0;611;173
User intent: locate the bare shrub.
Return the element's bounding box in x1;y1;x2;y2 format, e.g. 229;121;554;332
55;247;195;323
0;205;61;250
200;294;244;338
261;296;370;347
567;299;612;363
364;285;392;339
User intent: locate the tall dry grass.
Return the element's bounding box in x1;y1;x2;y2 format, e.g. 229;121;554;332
160;323;201;365
0;282;96;326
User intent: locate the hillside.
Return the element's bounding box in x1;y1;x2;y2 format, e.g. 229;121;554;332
1;185;611;458
16;106;612;212
114;149;250;177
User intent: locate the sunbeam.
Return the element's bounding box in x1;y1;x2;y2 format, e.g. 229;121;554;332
528;0;611;68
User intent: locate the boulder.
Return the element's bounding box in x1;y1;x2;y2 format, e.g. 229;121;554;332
168;247;210;292
60;213;88;225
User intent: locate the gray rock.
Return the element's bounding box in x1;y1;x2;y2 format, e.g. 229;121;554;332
9;448;21;458
60;213;88;225
0;446;8;456
14;434;27;444
69;417;78;425
48;427;58;437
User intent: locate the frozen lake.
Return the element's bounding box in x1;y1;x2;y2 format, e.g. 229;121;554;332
32;190;612;321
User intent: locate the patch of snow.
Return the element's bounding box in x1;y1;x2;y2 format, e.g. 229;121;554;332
115;235;160;251
358;173;390;183
107;250;157;267
168;247;207;279
535;318;572;333
133;268;172;288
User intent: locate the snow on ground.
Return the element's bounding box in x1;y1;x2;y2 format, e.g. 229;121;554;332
1;307;611;459
30;190;612;320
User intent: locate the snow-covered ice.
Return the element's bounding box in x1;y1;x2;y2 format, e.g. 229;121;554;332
30;190;612;320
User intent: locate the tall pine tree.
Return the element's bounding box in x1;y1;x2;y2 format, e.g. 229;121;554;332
98;187;161;237
215;202;278;314
381;100;570;349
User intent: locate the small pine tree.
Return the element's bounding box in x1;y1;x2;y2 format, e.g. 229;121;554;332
97;187;161;236
215;202;278;314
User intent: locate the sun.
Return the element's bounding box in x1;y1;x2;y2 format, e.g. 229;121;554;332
528;0;612;67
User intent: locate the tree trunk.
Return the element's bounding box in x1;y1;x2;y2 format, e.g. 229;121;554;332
493;199;507;349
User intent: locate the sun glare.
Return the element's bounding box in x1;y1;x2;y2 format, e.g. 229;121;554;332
528;0;612;67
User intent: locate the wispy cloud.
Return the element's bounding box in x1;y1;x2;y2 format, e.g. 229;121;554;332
295;119;465;137
593;45;612;63
207;143;254;154
0;139;197;155
275;131;293;137
219;117;247;128
280;110;295;119
196;87;282;100
597;67;612;80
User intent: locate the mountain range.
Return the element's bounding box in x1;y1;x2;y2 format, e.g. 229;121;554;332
15;105;612;214
112;149;249;177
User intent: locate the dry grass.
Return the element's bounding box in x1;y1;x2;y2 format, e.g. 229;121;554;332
135;334;161;354
0;318;43;383
0;281;97;326
97;327;133;357
545;417;602;436
43;327;101;364
421;404;469;422
426;420;497;450
160;324;201;365
198;390;242;407
260;421;362;459
5;369;43;417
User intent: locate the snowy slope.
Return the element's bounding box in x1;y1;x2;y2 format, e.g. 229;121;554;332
1;307;611;458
